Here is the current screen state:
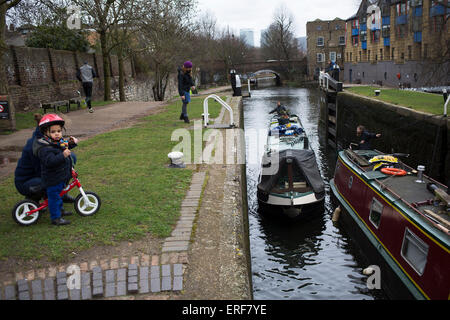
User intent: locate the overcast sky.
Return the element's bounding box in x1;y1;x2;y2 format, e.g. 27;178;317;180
196;0;359;44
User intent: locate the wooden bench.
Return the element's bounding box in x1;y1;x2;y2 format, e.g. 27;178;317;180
69;97;82;111
41;100;70;113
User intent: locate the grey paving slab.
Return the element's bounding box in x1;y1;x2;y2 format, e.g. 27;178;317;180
163;241;190;247
173;276;183;291
105;270;115;283
105;283;116;297
18;291;30;300
92;286;104;297
32;292;44;300
128;268;138;277
161;264;171;277
161;277;171;291
92;271;103;281
128;276;138;284
140;266;149;279
116;281;126;296
162;245;189;252
139;279;149;294
57;285;69;301
150;278;160;293
81;273;91;286
44;279;55;291
81;286;92;300
92;266;102;274
93;279;103;288
69;289;81;300
128;264;138;270
173;264;183;276
117;268;127;282
31;279;43;293
127;282;138;293
150;266;160;279
17;279;29;292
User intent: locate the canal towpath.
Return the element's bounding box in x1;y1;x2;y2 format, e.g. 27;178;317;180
0;85;252;300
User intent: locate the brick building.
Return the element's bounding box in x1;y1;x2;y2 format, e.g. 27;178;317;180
344;0;450;87
306;18;347;80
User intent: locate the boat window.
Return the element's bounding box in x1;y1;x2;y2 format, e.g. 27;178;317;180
369;198;383;228
401;228;429;276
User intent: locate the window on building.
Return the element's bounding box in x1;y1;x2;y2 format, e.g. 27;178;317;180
408;45;412;59
401;52;405;60
317;25;322;31
339;36;346;45
423;43;428;59
368;50;371;61
359;51;362;61
317;53;325;62
317;37;324;46
380;48;383;60
335;25;341;30
392;47;395;59
350;52;353;61
401;228;429;275
330;52;337;62
369;198;383;228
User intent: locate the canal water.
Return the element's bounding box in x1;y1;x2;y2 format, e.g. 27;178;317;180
244;86;388;300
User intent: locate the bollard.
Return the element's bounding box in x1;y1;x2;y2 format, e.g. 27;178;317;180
168;152;186;168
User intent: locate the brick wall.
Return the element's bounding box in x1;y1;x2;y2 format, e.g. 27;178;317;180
1;46;135;112
306;19;346;80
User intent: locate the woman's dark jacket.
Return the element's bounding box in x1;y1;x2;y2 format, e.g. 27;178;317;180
14;127;42;185
177;67;194;96
33;137;77;188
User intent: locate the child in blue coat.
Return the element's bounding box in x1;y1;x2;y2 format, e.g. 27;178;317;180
34;114;78;226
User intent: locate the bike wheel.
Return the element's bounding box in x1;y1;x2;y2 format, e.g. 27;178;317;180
12;200;41;226
74;191;101;216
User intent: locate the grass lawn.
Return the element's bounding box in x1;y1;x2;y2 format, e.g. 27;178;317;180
346;86;445;115
0;95;223;263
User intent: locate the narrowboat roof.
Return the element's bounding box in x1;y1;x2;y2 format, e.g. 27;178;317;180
338;149;450;246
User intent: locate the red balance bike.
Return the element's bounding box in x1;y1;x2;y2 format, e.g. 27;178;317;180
12;165;101;226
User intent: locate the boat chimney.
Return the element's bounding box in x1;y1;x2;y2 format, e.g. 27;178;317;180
415;165;425;184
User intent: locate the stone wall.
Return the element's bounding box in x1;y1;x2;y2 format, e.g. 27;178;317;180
335;91;449;184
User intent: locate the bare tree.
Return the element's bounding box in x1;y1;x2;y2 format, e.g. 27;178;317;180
1;0;21;130
71;0;128;101
261;4;300;78
137;0;196;101
214;26;249;74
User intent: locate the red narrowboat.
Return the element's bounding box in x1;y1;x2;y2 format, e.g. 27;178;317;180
330;149;450;300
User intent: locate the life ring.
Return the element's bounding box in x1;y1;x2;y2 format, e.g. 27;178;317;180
381;168;407;176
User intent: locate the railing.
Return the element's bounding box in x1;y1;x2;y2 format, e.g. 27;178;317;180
319;71;343;92
203;94;235;128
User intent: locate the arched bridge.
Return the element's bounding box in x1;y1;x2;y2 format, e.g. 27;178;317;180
233;59;307;80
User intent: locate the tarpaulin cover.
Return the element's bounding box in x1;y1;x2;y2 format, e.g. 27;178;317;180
258;149;325;199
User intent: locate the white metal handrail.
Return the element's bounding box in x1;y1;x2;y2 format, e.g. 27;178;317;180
203;94;234;127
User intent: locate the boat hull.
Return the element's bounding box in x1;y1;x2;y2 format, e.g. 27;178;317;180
258;197;324;220
331;151;450;300
330;180;415;300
